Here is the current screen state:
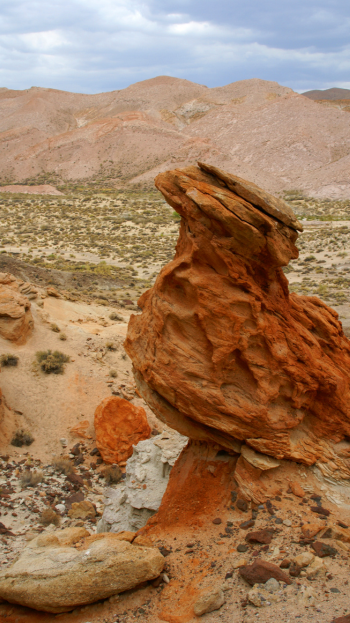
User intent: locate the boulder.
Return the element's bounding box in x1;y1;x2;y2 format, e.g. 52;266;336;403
94;396;151;464
0;274;34;344
125;163;350;475
97;430;187;533
0;527;164;612
68;501;96;520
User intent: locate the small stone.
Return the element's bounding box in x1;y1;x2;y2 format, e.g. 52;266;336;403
55;504;66;514
306;556;327;579
294;552;315;567
212;518;222;525
275;518;283;524
311;541;337;558
246;530;272;545
232;558;247;569
240;520;255;530
337;521;349;529
283;519;292;527
289;562;301;577
68;501;96;520
193;587;225;616
331;616;350;623
239;559;291;586
237;544;248;553
279;559;291;569
289;482;305;498
231;491;238;503
311;506;330;517
264;578;280;592
301;522;325;539
330;587;341;593
236;499;248;512
60;438;67;447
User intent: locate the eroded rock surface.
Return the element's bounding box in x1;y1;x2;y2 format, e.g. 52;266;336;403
0;527;164;612
125;163;350;472
94;396;151;464
0;273;34;344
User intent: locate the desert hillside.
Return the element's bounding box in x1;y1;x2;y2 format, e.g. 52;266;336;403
1;76;350;198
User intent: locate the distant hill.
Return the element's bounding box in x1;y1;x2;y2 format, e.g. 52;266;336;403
1;76;350;198
302;88;350;101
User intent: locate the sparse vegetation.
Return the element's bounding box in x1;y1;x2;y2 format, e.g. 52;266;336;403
51;456;74;475
0;353;19;367
101;464;122;484
20;469;43;487
59;332;67;341
11;429;34;447
109;312;123;321
50;323;61;333
109;369;118;378
36;350;70;374
106;341;117;351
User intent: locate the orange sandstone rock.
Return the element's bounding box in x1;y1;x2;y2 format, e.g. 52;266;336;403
94;396;151;464
125;163;350;472
0;278;33;344
289;481;305;498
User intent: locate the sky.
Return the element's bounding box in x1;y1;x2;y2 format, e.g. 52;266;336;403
1;0;350;94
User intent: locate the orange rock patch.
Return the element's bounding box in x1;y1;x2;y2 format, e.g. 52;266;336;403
94;396;151;464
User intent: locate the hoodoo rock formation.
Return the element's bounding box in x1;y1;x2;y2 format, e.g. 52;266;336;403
125;163;350;480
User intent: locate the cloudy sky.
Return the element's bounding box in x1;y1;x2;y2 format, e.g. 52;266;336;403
1;0;349;94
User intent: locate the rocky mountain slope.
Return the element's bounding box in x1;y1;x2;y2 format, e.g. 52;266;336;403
1;77;350;198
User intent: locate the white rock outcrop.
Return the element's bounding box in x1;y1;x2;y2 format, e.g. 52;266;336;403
97;430;187;533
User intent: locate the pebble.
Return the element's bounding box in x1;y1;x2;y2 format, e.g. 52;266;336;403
283;519;292;527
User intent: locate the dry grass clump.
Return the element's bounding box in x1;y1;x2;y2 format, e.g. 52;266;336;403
109;312;123;321
106;341;117;351
109;369;118;378
20;469;43;488
50;323;61;333
52;456;74;475
11;429;34;447
39;508;60;526
36;350;70;374
59;332;67;341
102;464;122;484
0;353;19;367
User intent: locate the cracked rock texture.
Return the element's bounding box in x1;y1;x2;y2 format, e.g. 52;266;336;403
0;273;34;344
97;430;187;533
125;162;350;474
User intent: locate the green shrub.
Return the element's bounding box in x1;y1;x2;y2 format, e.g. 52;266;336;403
36;350;70;374
0;354;19;367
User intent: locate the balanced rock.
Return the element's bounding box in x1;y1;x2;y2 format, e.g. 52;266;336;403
0;527;164;612
0;273;33;344
94;396;151;464
125;162;350;472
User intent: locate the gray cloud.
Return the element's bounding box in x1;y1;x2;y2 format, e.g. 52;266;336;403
0;0;349;93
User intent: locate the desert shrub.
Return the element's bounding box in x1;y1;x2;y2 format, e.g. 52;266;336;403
59;332;67;341
20;469;43;487
106;341;117;351
109;369;118;378
52;457;74;475
102;464;122;484
109;312;123;321
11;429;34;447
1;354;19;367
50;323;61;333
36;350;70;374
39;508;60;526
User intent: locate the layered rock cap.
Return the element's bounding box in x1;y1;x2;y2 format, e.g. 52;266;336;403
125;163;350;474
